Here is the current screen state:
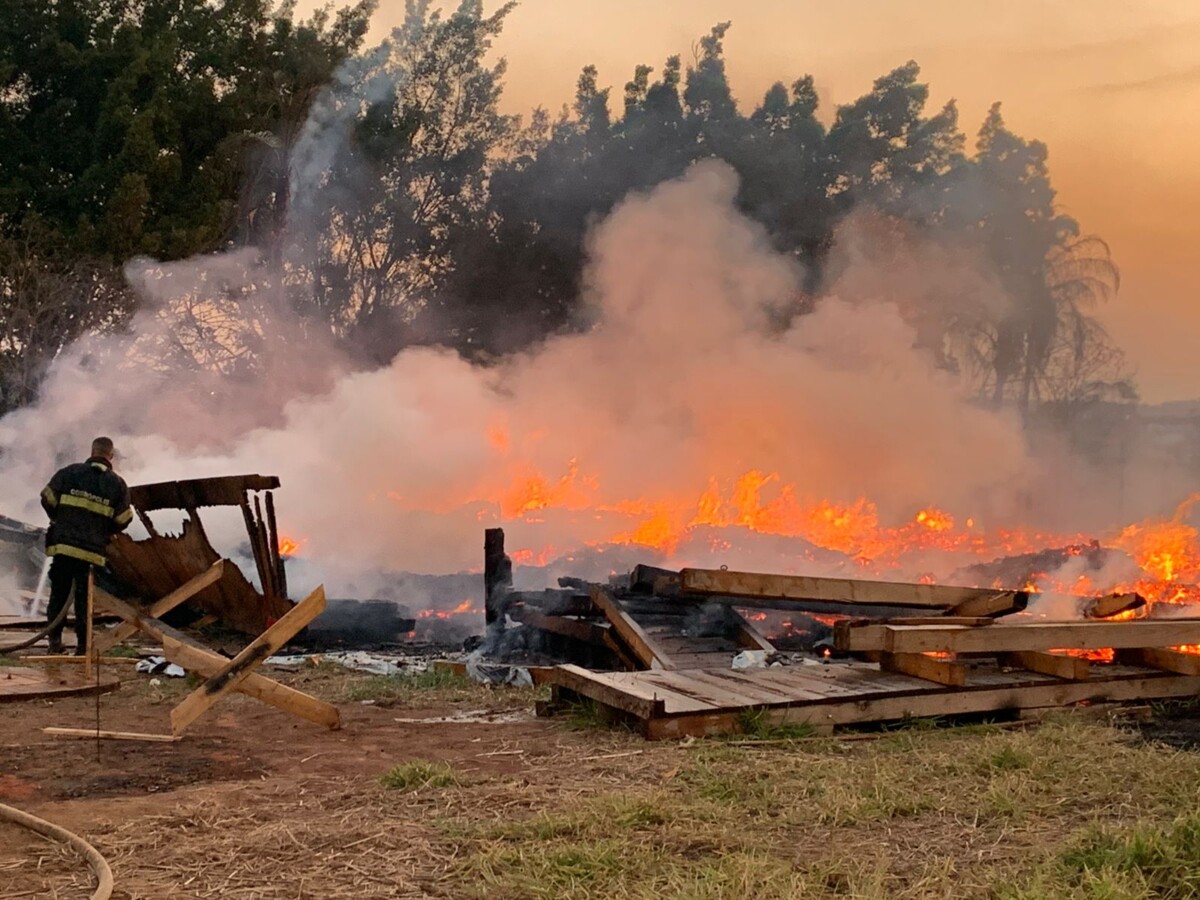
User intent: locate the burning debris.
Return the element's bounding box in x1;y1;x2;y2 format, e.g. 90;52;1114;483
461;528;1200;739
106;474;294;636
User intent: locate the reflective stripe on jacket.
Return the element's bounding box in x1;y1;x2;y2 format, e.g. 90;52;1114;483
40;457;132;565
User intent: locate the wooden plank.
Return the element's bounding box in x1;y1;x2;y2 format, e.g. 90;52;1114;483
642;673;1200;740
680;568;1000;609
44;727;181;743
684;669;823;704
837;619;1200;655
1000;651;1091;681
640;671;780;708
1117;647;1200;675
1085;592;1146;619
727;608;777;653
97;591;340;730
591;587;676;670
21;656;141;665
92;561;225;655
663;651;743;671
169;586;326;734
629;565;681;594
548;664;668;718
509;607;612;646
700;672;830;705
163;639;341;730
130;475;281;511
878;652;967;687
948;592;1027;617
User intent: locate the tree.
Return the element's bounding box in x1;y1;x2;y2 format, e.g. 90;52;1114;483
826;61;964;215
283;0;515;362
942;103;1120;412
0;0;372;408
0;227;127;412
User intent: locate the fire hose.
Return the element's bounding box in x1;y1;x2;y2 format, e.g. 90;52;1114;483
0;600;70;655
0;801;113;899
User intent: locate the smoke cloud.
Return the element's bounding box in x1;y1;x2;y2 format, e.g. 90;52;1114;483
0;159;1048;592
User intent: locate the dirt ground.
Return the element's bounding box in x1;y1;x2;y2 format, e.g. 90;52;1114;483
4;662;1200;899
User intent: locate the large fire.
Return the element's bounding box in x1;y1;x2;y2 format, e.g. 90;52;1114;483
498;464;1200;614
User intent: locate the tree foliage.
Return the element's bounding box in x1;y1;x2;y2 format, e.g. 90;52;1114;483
0;7;1131;418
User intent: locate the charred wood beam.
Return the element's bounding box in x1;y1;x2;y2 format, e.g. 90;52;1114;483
265;491;287;600
253;493;277;601
680;568;1013;610
131;475;281;511
240;495;275;602
484;528;513;627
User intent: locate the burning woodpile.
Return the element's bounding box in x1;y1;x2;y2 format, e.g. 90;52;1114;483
474;528;1200;739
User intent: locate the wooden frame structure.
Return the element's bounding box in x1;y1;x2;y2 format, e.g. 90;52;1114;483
42;561;341;741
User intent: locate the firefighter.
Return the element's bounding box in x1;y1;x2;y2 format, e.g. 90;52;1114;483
39;437;133;655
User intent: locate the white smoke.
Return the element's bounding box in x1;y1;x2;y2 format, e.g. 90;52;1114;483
0;160;1043;590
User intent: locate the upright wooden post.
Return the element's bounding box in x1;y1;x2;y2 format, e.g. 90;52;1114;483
484;528;512;627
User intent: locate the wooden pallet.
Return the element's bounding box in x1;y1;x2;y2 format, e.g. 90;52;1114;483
544;660;1200;740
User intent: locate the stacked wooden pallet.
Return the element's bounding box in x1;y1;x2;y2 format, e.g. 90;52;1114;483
532;563;1183;739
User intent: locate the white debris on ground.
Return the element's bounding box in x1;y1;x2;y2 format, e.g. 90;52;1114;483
264;650;437;676
135;656;186;677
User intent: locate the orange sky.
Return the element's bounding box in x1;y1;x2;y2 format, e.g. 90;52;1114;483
319;1;1200;402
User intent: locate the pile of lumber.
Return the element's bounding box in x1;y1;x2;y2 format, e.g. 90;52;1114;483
486;529;1144;672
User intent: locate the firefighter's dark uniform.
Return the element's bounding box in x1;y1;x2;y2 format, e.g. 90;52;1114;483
40;457;132;653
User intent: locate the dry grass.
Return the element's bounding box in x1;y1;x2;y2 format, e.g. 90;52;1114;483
10;682;1200;898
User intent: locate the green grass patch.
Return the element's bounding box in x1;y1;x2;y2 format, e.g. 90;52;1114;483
103;644;143;659
561;697;633;732
735;707;820;740
380;760;460;792
344;667;472;702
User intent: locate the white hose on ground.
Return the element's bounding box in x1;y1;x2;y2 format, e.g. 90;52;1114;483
0;801;113;900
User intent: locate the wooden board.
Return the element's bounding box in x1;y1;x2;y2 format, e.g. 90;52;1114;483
169;586;326;734
92;561;224;655
1000;651;1091;681
590;587;676;670
879;652;967;687
1085;593;1146;619
949;592;1028;618
0;667;120;703
130;475;280;511
1117;647;1200;675
642;672;1200;740
838;619;1200;655
43;727;180;743
680;568;1002;609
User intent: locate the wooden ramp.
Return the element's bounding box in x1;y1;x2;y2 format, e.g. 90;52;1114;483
0;666;120;703
545;661;1200;740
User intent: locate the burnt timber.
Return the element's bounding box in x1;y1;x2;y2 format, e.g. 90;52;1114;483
107;474;294;635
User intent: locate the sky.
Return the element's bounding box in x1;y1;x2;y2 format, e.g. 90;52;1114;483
316;0;1200;403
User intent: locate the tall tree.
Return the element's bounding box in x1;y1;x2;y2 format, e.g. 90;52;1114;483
284;0;514;362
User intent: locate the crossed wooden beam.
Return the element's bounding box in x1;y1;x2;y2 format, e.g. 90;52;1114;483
83;561;341;737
